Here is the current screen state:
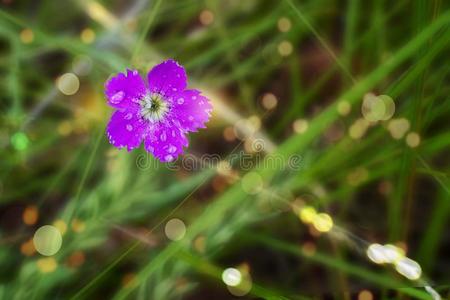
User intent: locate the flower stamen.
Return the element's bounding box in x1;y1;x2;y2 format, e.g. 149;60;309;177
140;93;169;122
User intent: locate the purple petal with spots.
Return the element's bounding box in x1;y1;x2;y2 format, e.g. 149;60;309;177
144;121;188;162
147;59;187;96
106;110;147;151
172;89;212;132
105;69;146;110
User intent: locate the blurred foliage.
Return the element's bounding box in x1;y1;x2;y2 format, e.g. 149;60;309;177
0;0;449;299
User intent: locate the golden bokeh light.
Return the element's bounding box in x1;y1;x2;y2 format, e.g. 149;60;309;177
406;132;421;148
20;239;36;256
33;225;63;256
358;290;374;300
164;218;186;241
277;17;291;32
299;206;316;224
57;73;80;95
261;93;278;110
37;257;58;273
349;118;370;139
80;28;96;44
278;40;293;57
222;268;242;287
394;257;422;280
199;9;214;26
388;118;410;139
337;100;351;116
292;119;308;134
312;213;333;232
53;219;68;235
23;205;38;225
20;28;34;44
71;219;86;233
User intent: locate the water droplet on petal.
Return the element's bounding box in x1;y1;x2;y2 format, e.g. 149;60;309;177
160;132;167;141
177;98;184;105
111;91;124;104
192;96;197;100
188;116;194;121
124;113;133;120
168;145;176;153
126;124;133;131
165;154;174;162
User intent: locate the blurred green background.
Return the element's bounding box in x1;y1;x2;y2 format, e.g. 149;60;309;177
0;0;449;299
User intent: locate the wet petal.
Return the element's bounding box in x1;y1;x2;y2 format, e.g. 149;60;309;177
144;121;188;162
105;69;146;109
172;89;212;132
147;59;187;97
106;110;147;151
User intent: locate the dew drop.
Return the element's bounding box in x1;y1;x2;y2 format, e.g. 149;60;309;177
111;91;124;104
188;116;194;121
168;145;177;153
124;113;133;120
177;98;184;105
192;96;197;100
165;154;174;162
126;124;133;131
160;132;167;141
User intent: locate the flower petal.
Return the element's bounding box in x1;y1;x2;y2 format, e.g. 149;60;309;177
171;89;212;132
144;121;188;162
105;69;146;109
147;59;187;96
106;110;147;151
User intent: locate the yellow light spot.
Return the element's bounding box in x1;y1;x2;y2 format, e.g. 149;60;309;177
312;213;333;232
57;73;80;95
292;119;308;134
164;218;186;241
241;172;263;194
57;121;73;136
261;93;278;110
299;206;316;224
222;268;242;286
71;219;86;233
278;40;293;57
37;257;57;273
193;235;206;253
199;9;214;25
358;290;373;300
337;101;351;116
67;251;85;268
247;115;261;131
366;243;386;264
53;219;68;235
33;225;62;256
223;126;236;142
20;239;36;256
361;93;386;122
80;28;95;44
394;257;422;280
20;28;34;44
388;118;410;139
349;118;370;139
378;95;395;120
406;132;420;148
23;205;38;225
86;2;116;29
217;160;232;177
277;17;291;32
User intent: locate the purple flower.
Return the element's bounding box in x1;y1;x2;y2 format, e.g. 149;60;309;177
105;59;212;162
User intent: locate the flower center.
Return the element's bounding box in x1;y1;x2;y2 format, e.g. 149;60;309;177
140;93;169;122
